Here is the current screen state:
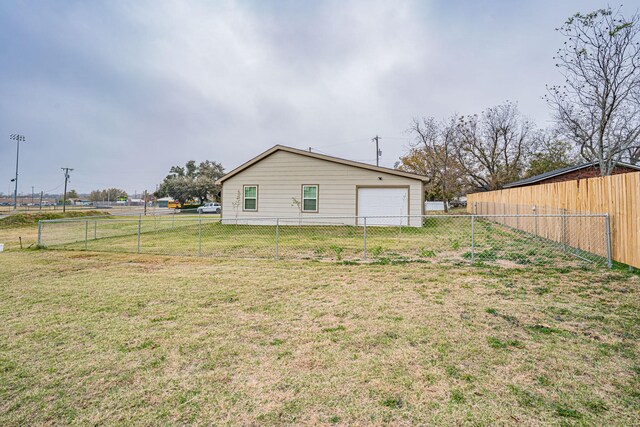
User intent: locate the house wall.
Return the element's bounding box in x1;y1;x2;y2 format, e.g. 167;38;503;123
221;150;424;226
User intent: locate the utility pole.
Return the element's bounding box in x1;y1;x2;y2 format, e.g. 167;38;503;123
143;190;148;216
9;134;26;210
31;186;34;205
372;135;381;167
61;167;73;213
39;191;43;211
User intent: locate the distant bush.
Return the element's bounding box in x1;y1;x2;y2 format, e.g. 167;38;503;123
0;211;109;228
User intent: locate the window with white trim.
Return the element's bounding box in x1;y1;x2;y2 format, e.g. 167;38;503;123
243;185;258;211
302;185;318;212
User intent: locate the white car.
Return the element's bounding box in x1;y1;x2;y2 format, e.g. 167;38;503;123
197;202;221;214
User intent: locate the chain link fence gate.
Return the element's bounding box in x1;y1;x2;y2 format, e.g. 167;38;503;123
37;211;612;268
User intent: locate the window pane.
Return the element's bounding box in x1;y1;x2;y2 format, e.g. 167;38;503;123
244;198;256;210
303;199;316;211
244;186;257;198
303;186;317;198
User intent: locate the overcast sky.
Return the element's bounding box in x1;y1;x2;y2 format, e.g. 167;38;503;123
0;0;617;195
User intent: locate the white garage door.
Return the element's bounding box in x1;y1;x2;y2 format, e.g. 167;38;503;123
357;187;409;226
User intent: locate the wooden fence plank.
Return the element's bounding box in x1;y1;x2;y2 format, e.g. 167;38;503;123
467;172;640;268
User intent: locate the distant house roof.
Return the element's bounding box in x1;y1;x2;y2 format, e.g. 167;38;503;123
503;161;640;189
215;144;429;184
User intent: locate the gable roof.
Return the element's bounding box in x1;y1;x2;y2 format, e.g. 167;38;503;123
215;145;429;184
503;161;640;188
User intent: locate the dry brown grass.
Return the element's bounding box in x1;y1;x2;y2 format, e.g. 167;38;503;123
0;249;638;426
0;225;38;250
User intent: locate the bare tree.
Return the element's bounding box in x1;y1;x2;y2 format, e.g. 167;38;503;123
525;129;579;177
546;7;640;175
456;102;534;191
628;144;640;165
400;115;463;211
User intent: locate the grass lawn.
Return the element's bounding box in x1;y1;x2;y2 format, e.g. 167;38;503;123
0;248;638;425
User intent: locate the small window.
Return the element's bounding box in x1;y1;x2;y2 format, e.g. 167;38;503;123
243;185;258;211
302;185;318;212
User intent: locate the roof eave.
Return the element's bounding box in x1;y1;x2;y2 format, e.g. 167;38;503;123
502;161;640;188
216;145;428;184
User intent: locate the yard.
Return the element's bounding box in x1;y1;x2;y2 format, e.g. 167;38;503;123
38;214;608;267
0;245;639;425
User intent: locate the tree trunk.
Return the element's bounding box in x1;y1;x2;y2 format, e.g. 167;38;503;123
442;180;448;213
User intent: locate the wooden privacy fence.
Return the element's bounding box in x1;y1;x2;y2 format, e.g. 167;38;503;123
467;172;640;268
471;203;609;264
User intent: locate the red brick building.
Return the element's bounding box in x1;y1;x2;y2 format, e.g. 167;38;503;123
503;161;640;189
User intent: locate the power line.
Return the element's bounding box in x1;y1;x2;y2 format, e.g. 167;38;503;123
311;137;372;150
42;183;64;193
380;136;412;140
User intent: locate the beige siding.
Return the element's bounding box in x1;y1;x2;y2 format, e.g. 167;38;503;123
221;150;424;226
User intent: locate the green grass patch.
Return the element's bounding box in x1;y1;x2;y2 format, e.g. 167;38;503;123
0;210;109;228
0;250;635;425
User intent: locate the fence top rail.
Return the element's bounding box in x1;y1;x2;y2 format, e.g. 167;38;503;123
472;201;598;214
38;213;608;224
36;215;113;223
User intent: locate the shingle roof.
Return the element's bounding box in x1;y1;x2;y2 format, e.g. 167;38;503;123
503;161;640;188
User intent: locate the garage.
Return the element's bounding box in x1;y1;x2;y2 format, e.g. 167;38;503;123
357;187;409;226
217;145;426;227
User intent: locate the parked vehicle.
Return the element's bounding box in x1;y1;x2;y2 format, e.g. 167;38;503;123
449;199;467;208
197;202;221;214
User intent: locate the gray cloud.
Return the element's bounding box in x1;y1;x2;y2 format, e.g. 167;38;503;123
0;0;609;195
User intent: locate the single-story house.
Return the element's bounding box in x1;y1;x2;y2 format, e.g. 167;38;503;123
504;161;640;189
215;145;429;226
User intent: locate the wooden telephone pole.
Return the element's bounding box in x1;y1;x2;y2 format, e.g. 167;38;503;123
372;135;381;166
61;167;73;213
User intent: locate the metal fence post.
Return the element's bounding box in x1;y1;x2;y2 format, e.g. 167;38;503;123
471;214;475;263
275;218;279;260
198;214;202;256
503;203;507;225
137;216;141;254
37;221;42;246
562;208;567;251
533;205;538;237
363;217;367;260
85;220;88;250
605;213;612;269
94;220;97;240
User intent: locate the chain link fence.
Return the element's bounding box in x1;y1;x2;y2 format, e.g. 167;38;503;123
37;212;611;268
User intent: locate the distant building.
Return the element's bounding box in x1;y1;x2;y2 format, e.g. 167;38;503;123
503;161;640;189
